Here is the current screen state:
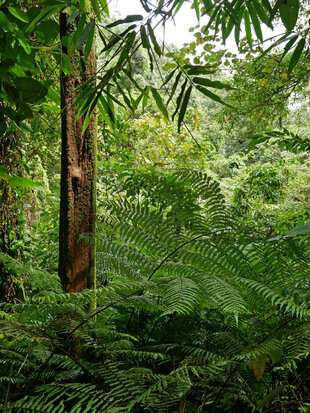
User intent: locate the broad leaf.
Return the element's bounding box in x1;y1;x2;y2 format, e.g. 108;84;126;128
36;20;60;44
140;25;151;50
192;77;234;90
247;1;263;41
288;38;305;72
14;77;48;101
244;10;253;47
26;5;64;34
151;87;169;120
284;224;310;238
147;20;161;56
106;15;143;28
8;6;29;23
172;79;187;120
99;0;109;16
193;0;200;22
76;20;95;49
178;85;192;132
8;176;44;190
196;85;232;107
91;0;100;16
0;11;13;31
279;0;299;31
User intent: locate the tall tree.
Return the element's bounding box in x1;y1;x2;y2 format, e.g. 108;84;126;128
58;1;97;292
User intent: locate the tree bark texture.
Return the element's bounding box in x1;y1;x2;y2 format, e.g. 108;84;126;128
59;4;97;292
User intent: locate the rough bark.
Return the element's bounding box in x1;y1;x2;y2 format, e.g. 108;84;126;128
0;137;18;302
59;4;97;292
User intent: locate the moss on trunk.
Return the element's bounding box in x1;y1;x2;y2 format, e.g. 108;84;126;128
58;2;97;292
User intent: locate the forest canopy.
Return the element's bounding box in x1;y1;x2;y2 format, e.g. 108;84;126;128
0;0;310;412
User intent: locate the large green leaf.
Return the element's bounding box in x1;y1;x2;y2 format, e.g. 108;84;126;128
244;10;253;47
8;176;44;190
26;5;64;34
0;167;44;190
0;166;11;182
192;77;234;90
178;85;192;133
147;20;161;56
117;31;137;66
284;224;310;238
193;0;200;22
0;11;13;31
91;0;100;16
17;30;31;55
35;20;59;44
14;77;48;101
279;0;299;31
247;1;263;41
99;0;109;16
252;0;270;25
172;79;187;120
76;20;95;49
196;85;232;107
106;15;143;28
288;37;305;72
151;87;169;120
140;25;151;50
8;6;30;23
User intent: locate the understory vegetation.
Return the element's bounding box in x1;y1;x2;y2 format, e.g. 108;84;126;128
1;0;310;412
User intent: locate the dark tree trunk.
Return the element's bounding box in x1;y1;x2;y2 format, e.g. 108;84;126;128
59;4;97;292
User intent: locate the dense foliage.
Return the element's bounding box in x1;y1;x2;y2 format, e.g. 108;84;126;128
1;0;310;412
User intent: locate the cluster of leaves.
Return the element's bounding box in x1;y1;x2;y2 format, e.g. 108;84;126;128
1;172;310;412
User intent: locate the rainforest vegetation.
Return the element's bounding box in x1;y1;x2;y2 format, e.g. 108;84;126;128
1;0;310;411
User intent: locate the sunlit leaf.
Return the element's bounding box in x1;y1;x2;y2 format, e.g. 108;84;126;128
8;175;44;190
26;5;63;34
8;6;29;23
98;0;109;16
193;0;200;22
0;11;13;31
91;0;100;16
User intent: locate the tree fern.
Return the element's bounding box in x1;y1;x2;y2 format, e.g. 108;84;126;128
2;170;310;412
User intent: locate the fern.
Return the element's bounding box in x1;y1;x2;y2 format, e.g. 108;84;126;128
1;170;310;412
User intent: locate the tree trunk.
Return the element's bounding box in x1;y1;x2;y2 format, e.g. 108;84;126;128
59;3;97;292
